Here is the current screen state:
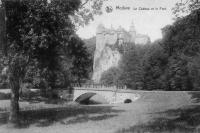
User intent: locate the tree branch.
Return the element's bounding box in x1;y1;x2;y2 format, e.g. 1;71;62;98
80;0;90;8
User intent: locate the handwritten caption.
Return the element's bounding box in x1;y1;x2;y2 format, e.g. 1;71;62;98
115;6;167;11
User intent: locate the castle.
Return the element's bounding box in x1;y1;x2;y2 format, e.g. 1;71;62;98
96;22;150;47
92;22;150;83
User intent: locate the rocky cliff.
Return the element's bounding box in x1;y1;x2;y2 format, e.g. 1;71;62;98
92;23;150;83
92;44;121;83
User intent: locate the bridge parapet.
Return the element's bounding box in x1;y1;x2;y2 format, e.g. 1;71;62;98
73;86;140;104
71;83;127;91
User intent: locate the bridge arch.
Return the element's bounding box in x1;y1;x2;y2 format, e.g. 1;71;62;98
75;92;109;104
73;87;141;104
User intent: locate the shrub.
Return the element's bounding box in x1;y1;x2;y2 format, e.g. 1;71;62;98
0;92;11;100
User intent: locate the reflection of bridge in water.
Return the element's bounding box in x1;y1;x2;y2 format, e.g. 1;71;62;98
71;84;140;104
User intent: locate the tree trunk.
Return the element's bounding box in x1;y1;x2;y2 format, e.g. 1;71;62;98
8;73;20;127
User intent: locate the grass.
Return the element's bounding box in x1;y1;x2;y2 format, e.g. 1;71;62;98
116;92;200;133
117;106;200;133
0;92;10;100
0;91;199;133
0;104;123;128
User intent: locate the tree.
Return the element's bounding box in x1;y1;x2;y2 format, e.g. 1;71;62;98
142;43;169;90
100;67;121;86
118;45;150;89
1;0;107;126
66;35;92;85
187;55;200;90
83;37;96;79
173;0;200;18
72;0;107;27
2;0;81;126
167;55;193;91
160;8;200;91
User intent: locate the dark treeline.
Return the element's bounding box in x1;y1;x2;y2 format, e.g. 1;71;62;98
0;1;92;92
0;0;106;125
100;9;200;91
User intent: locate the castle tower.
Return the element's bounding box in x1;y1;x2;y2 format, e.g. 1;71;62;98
96;24;106;51
129;21;136;42
117;26;124;46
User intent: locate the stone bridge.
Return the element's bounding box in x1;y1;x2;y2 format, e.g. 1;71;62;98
72;85;140;104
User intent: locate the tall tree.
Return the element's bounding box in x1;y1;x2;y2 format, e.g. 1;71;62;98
1;0;107;126
100;67;121;86
142;43;169;90
161;8;200;90
2;0;80;126
66;35;92;85
118;45;150;89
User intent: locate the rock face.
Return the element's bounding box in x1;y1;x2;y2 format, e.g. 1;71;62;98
92;44;121;83
92;22;150;83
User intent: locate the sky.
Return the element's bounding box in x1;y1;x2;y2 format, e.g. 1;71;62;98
76;0;180;42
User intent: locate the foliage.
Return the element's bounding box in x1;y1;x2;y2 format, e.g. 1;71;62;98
73;0;108;27
142;43;169;90
66;35;92;84
83;36;96;78
172;0;200;18
100;67;121;85
99;44;148;89
0;92;10;100
118;45;146;89
84;36;96;57
4;0;82;99
99;9;200;91
1;0;82;124
142;9;200;91
0;0;108;125
161;9;200;90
